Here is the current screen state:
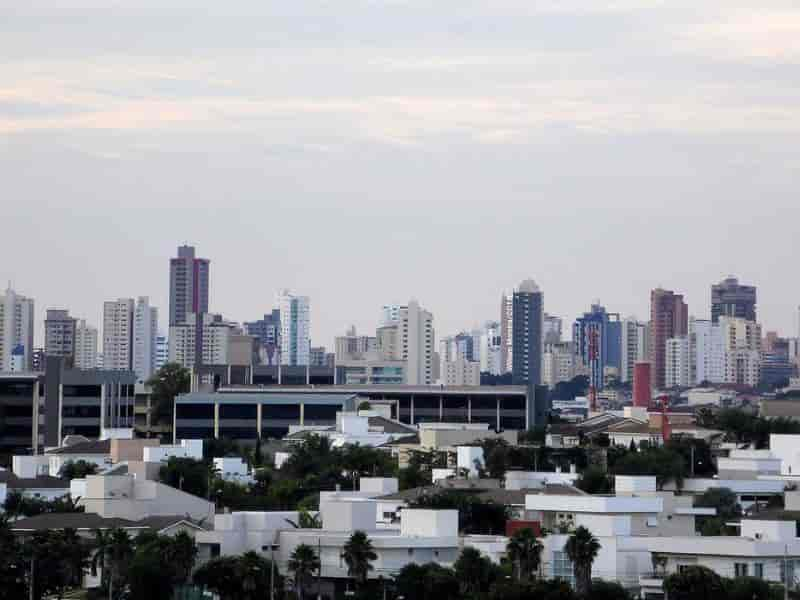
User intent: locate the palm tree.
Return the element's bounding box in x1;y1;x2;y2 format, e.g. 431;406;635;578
91;528;135;600
564;526;601;597
342;531;377;589
287;544;320;600
506;527;544;581
167;531;198;585
285;510;322;529
60;528;90;590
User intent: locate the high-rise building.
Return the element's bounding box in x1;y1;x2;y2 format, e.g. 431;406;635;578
155;334;168;371
720;316;762;387
443;359;480;386
376;324;401;361
479;321;503;376
277;290;310;366
543;341;576;388
573;304;622;391
44;309;77;361
334;326;377;361
399;300;435;385
74;320;98;370
102;298;134;371
133;296;158;382
620;318;648;383
500;292;514;374
310;346;331;367
711;276;756;324
244;310;281;365
633;362;652;408
511;279;544;386
650;288;688;390
664;336;691;388
543;313;563;345
380;304;402;326
169;313;234;369
169;245;210;327
691;319;725;385
0;286;35;372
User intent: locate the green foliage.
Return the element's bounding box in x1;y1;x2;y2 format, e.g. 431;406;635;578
663;566;725;600
710;409;800;448
612;446;686;489
0;516;26;600
194;551;281;600
552;376;590;401
564;526;601;597
91;528;135;600
488;579;577;600
695;487;742;535
408;489;509;535
394;562;461;600
725;576;783;600
587;580;632;600
21;528;91;600
285;510;322;529
342;531;377;587
287;543;320;600
576;466;612;494
519;427;547;445
454;546;502;596
506;527;544;582
3;491;84;518
358;400;372;411
147;362;191;426
159;456;213;498
665;437;717;477
59;459;99;479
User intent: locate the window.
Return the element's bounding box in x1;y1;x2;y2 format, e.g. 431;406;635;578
734;563;749;578
754;563;764;579
781;560;795;587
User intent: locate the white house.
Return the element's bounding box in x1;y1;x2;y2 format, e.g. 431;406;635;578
142;439;203;463
195;511;300;559
770;434;800;476
662;477;786;510
213;457;254;484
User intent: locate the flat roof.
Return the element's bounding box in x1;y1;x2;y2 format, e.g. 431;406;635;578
176;392;359;405
217;384;528;396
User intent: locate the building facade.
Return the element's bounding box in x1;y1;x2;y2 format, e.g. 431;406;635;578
0;287;35;372
543;341;576;388
168;245;210;328
500;292;514;374
650;288;688;390
102;298;135;371
573;304;622;391
277;290;310;366
133;296;158;383
711;276;756;324
620;318;648;384
44;309;76;361
244;309;281;365
511;279;543;386
168;313;234;369
399;300;435;385
442;359;481;386
720;316;762;387
74;320;98;370
664;336;691;388
692;319;725;385
334;326;377;362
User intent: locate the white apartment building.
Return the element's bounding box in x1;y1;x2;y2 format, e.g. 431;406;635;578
74;320;98;370
277;290;310;366
334;326;377;361
168;313;234;368
720;317;762;387
155;334;168;371
102;298;134;371
664;336;691;388
543;341;576;388
621;318;648;383
692;319;725;384
500;292;513;374
443;358;480;386
380;304;402;326
479;321;503;376
399;300;434;385
133;296;158;383
0;286;34;372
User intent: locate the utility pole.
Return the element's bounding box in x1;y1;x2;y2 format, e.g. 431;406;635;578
29;555;34;600
690;445;695;478
785;544;790;600
270;544;275;600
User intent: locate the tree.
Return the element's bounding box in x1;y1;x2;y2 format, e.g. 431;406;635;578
60;528;91;592
159;456;212;498
694;487;741;535
588;580;631;600
128;543;175;600
253;436;264;467
287;543;320;600
358;400;372;411
612;447;686;490
194;556;241;600
0;516;25;600
238;551;275;600
506;528;544;582
59;459;98;480
285;510;322;529
194;553;280;600
167;531;198;585
342;531;377;589
408;490;509;535
663;566;725;600
454;547;497;596
726;576;783;600
563;526;601;597
147;362;191;427
394;563;460;600
91;528;135;600
576;466;612;495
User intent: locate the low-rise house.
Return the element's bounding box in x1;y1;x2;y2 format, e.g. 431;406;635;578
662;477;786;510
0;471;70;503
195;511;300;560
213;457;254;484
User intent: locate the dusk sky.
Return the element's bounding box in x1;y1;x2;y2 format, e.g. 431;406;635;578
2;1;799;346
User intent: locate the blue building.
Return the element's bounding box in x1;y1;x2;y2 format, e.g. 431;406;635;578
572;304;622;392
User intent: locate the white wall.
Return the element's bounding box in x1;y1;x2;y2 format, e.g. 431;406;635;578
48;454;111;477
400;509;458;537
321;500;376;532
143;439;203;462
741;520;797;542
12;455;49;478
770;434;800;476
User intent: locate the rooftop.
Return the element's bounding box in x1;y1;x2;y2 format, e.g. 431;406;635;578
0;472;70;489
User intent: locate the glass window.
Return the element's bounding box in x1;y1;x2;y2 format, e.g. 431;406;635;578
552;551;574;586
754;563;764;579
734;563;749;578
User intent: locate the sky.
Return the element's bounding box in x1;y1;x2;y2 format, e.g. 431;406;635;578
2;0;800;347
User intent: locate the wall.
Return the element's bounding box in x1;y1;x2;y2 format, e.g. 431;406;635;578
110;438;160;462
400;509;458;538
12;455;49;478
770;434;800;475
420;428;517;449
48;454;111;477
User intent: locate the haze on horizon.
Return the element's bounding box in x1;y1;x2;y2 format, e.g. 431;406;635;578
2;0;799;347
